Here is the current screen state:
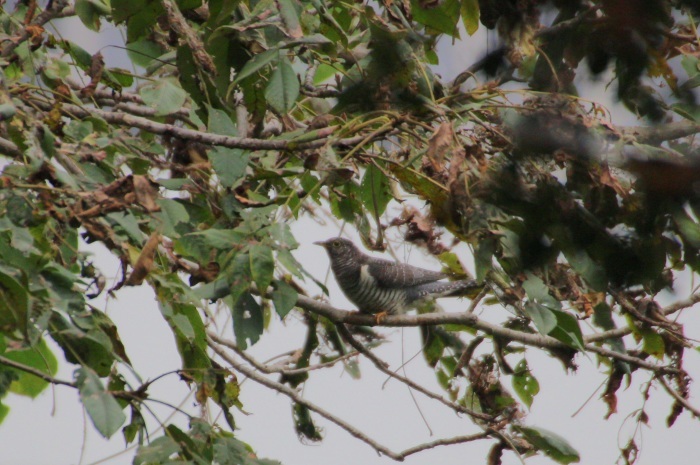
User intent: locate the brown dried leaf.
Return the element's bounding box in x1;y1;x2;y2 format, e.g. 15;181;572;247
24;24;44;47
603;369;624;419
598;164;628;197
426;122;455;173
132;175;161;212
126;233;161;286
80;52;104;97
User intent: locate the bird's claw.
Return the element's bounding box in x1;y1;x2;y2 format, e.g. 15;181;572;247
374;311;389;325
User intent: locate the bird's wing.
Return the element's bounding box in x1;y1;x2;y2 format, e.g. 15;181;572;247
366;257;446;289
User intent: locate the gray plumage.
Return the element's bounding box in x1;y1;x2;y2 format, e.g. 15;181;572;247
315;237;478;315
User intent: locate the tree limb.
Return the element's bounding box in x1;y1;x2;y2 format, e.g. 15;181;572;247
621;121;700;145
0;355;75;388
207;331;359;376
334;324;493;422
25;96;390;151
0;136;21;157
1;0;70;58
207;340;404;460
656;375;700;418
295;296;678;373
160;0;217;75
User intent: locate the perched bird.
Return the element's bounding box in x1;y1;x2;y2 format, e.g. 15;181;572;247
315;237;479;319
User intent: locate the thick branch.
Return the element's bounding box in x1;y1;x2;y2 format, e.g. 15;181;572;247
621;121;700;145
295;296;678;373
26;97;388;151
160;0;216;75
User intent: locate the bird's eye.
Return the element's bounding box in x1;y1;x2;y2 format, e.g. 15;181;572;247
332;240;341;248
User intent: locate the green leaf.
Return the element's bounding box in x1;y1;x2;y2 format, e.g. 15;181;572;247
139;78;187;116
4;338;58;398
640;327;665;358
524;302;557;335
157;199;190;237
232;293;263;350
271;280;298;319
512;359;539;408
187;229;246;250
411;0;461;37
233;49;279;84
210;148;250;188
75;367;126;439
265;57;300;114
460;0;480;35
207;106;238;136
276;0;303;38
75;0;110;31
125;38;162;67
249;245;274;293
0;270;29;337
474;238;496;282
134;436;181;465
522;274;561;310
563;249;606;291
517;426;580;464
549;310;585;352
360;163;392;217
49;313;115;377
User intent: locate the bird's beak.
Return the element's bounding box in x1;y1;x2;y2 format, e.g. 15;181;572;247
313;240;326;247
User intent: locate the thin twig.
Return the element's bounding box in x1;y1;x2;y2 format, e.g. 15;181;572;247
656;375;700;418
207;341;403;460
0;354;75;387
335;324;493;422
397;432;490;458
2;0;70;58
207;332;359;376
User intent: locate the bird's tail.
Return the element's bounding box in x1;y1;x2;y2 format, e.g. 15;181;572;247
411;279;483;300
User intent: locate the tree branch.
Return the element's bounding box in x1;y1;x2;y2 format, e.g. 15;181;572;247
295;296;679;373
1;0;70;58
207;340;404;460
160;0;217;75
25;96;390;151
621;121;700;145
0;136;22;157
396;432;490;459
0;355;75;388
656;375;700;418
207;331;359;376
334;324;493;422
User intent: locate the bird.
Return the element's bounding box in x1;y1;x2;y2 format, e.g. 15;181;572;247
315;237;480;320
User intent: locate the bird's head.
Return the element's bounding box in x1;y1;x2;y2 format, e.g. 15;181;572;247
314;237;358;261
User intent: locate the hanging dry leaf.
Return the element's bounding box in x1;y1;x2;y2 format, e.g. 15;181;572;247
132;175;161;212
426;122;455;172
126;232;161;286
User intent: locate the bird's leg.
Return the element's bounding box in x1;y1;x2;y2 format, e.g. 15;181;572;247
374;311;389;325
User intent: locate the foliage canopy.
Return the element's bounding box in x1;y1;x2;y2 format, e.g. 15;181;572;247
2;0;700;464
